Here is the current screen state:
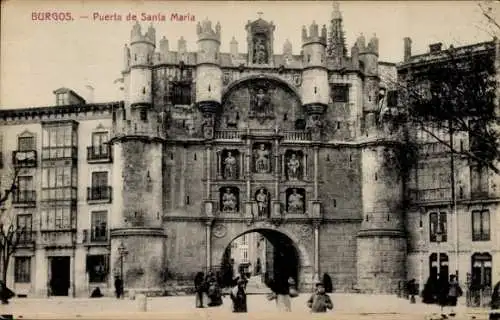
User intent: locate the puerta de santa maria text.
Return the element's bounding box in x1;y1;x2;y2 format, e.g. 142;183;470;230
31;11;195;22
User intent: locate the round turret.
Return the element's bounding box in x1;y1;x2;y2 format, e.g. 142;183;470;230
195;18;222;112
357;144;406;293
301;21;329;110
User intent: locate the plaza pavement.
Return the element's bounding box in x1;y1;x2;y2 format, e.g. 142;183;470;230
0;294;490;320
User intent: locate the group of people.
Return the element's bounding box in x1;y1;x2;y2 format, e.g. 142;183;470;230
422;274;463;316
194;272;224;308
193;271;334;313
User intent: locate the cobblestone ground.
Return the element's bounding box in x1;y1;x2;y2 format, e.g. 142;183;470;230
0;294;489;319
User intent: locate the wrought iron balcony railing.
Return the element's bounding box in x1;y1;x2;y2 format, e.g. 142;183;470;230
12;150;37;168
12;190;36;206
87;144;112;163
87;186;112;203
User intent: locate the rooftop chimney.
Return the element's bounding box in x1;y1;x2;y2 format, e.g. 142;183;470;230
429;42;442;53
85;85;94;103
403;37;412;62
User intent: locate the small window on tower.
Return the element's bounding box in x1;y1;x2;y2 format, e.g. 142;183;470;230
140;109;148;122
332;84;349;103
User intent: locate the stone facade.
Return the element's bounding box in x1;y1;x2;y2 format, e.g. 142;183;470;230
0;2;498;298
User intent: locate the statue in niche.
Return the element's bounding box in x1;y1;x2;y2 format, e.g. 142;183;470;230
223;151;238;179
222;188;238;212
287;153;301;180
253;37;268;64
288;189;304;213
255;188;269;217
250;86;274;122
254;143;270;173
225;103;239;128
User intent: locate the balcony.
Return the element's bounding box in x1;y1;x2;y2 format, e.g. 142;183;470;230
409;187;451;203
41;146;77;161
17;231;36;246
40;229;77;248
82;228;109;246
87;144;112;163
12;150;37;168
87;186;112;203
12;190;37;207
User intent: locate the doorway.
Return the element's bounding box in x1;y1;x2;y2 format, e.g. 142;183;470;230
50;256;71;296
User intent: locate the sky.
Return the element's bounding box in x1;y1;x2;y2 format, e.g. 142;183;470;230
0;0;497;108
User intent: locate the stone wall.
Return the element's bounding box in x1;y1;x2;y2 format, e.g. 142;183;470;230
319;222;360;292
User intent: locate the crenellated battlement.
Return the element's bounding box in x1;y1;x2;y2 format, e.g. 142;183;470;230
130;22;156;46
197;18;221;43
302;21;327;46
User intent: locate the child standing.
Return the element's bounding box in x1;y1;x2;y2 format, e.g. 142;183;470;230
307;281;333;313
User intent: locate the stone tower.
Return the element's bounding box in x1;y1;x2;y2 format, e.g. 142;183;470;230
195;18;222;140
109;22;167;293
301;21;329;141
359;34;380;132
356;34;406;294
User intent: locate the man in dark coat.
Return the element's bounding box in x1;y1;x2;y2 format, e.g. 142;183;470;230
114;276;123;299
0;281;15;304
194;272;205;308
490;281;500;320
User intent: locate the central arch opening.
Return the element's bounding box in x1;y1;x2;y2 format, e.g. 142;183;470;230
218;229;300;293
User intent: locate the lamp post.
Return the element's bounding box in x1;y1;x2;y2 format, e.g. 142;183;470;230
436;225;443;281
418;225;424;293
118;241;128;294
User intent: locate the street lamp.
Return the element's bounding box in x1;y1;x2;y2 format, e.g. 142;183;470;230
418;224;425;294
118;241;128;293
435;226;443;281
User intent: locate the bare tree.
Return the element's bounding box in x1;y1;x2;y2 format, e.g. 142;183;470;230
0;167;23;283
388;41;499;174
0;213;26;283
0;168;19;210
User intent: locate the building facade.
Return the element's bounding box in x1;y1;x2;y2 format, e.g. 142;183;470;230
0;3;498;298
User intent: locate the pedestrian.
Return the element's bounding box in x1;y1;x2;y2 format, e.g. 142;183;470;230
194;272;205;308
437;275;450;316
230;277;247;313
114;275;123;299
0;281;15;305
90;287;103;298
447;275;462;316
307;281;333;313
206;273;223;307
322;273;333;293
266;273;293;312
490;281;500;320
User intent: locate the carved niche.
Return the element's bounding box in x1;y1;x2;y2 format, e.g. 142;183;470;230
252;142;272;174
285;150;303;180
246;18;275;65
220;186;239;213
221;149;239;180
249;80;275;122
286;188;306;214
255;187;271;218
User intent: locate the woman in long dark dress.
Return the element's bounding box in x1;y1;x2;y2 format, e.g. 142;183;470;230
194;272;205;308
230;278;247;313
